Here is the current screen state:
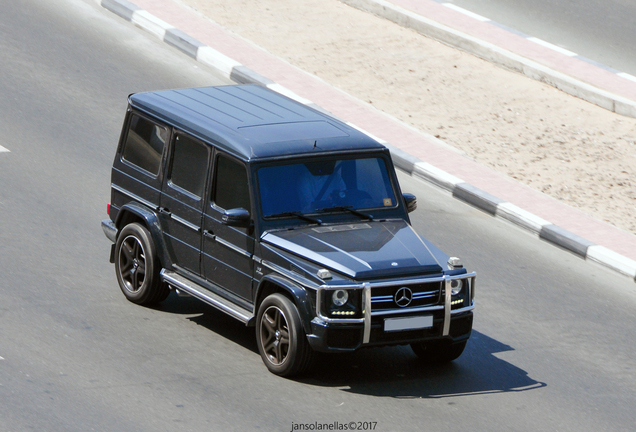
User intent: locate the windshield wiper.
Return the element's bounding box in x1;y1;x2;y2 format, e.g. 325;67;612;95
316;206;373;221
267;211;322;225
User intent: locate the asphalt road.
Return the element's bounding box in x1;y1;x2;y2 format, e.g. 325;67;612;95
448;0;636;76
1;0;636;431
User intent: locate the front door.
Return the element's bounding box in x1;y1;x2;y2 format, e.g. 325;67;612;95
159;133;210;274
202;153;254;301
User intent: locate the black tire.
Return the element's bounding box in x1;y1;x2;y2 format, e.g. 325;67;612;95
411;340;467;364
115;223;169;305
256;293;314;377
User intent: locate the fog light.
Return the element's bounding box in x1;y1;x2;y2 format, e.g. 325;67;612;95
332;289;349;306
450;279;463;295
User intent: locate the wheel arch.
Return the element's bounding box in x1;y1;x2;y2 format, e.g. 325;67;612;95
254;274;315;334
114;202;172;269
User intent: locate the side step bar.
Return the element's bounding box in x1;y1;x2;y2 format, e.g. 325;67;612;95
160;270;254;324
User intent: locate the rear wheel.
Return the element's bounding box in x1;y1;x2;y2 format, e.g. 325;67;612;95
411;340;467;364
256;293;314;377
115;223;169;305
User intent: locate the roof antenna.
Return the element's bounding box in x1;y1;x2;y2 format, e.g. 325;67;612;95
313;140;317;148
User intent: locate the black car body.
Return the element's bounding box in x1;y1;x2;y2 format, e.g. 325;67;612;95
102;85;476;376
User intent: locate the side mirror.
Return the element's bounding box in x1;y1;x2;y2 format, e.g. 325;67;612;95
403;193;417;213
222;208;251;228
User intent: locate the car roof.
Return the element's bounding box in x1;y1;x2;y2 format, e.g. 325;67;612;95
128;85;386;161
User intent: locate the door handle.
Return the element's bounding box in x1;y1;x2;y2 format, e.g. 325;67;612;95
159;207;172;217
203;229;216;240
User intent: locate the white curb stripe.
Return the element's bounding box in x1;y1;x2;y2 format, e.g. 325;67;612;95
587;245;636;278
413;162;464;192
266;83;313;105
496;202;550;234
131;10;172;39
345;122;389;144
196;46;241;77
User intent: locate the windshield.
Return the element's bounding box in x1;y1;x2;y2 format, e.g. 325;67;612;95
257;157;397;218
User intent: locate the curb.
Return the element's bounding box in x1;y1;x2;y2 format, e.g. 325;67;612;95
100;0;636;282
339;0;636;119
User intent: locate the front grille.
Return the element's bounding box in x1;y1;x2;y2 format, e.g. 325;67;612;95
370;281;442;312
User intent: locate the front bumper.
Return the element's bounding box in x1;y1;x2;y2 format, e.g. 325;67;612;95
307;273;476;352
308;310;473;352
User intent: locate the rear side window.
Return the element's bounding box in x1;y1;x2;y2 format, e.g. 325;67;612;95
121;114;167;175
169;134;209;198
213;155;251;212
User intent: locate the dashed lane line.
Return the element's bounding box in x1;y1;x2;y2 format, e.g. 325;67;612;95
0;145;9;153
618;72;636;83
527;37;578;57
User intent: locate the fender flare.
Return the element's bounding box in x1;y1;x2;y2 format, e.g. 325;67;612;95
254;274;315;334
115;202;173;269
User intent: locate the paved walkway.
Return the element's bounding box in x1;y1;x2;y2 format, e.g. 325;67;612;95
101;0;636;282
346;0;636;117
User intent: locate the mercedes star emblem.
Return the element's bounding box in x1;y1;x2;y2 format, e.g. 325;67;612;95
394;287;413;307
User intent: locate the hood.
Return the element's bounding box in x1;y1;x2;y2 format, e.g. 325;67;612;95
261;220;444;279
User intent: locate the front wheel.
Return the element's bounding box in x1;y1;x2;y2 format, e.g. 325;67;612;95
114;223;169;305
411;340;467;364
256;294;314;377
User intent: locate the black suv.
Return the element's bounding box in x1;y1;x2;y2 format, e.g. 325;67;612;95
102;85;476;376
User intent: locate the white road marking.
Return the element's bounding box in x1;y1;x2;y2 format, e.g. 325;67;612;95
527;37;577;57
0;145;9;153
442;3;490;22
618;72;636;83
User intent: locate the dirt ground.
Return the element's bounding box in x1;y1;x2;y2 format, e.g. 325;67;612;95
179;0;636;235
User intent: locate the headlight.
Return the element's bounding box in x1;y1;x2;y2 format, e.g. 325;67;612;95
332;289;349;306
450;279;463;295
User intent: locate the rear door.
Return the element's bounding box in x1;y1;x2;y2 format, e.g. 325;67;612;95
159;132;210;274
202;153;255;301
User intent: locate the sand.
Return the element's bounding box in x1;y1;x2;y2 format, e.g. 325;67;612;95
179;0;636;235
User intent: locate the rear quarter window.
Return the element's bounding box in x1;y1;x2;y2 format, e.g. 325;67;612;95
121;114;167;175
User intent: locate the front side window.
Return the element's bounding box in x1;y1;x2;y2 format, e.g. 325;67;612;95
213;155;251;212
169;134;209;197
121;114;167;175
257;157;397;217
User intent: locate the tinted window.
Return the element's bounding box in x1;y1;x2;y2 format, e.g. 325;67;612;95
169;134;209;197
121;114;167;175
257;157;396;216
214;155;251;212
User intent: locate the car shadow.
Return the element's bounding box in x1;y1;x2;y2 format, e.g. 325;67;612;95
299;330;546;398
155;295;544;398
154;292;259;353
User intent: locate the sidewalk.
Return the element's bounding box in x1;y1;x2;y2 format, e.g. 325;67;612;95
344;0;636;118
100;0;636;282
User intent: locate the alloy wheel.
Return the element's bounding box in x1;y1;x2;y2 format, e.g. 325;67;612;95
260;305;290;366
